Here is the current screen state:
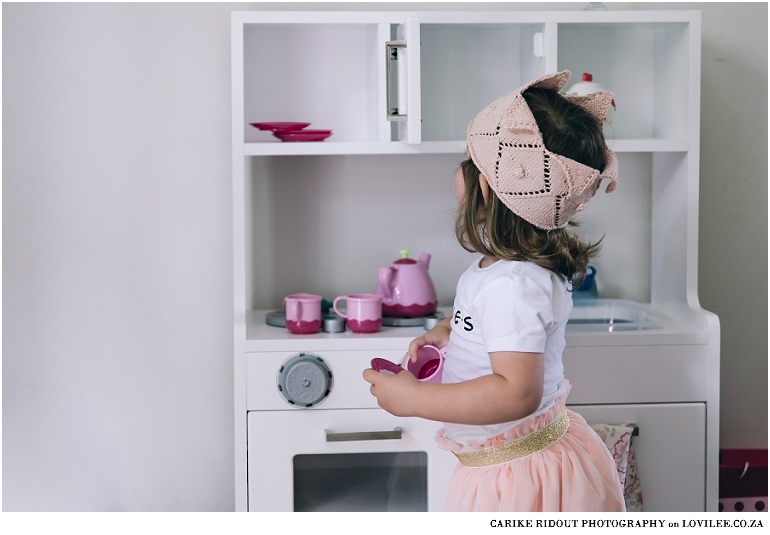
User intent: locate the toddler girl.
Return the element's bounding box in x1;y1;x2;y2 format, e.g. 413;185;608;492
363;71;625;512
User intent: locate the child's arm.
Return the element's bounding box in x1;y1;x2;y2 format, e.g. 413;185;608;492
363;350;544;425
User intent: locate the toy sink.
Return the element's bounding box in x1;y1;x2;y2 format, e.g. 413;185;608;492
567;299;669;332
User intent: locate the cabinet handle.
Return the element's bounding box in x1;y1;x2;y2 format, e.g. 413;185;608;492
325;427;403;442
385;40;407;122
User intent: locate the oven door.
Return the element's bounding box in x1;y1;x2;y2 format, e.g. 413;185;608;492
248;408;456;512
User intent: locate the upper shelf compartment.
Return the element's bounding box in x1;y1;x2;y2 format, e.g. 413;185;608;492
558;21;692;142
419;22;546;143
242;22;386;145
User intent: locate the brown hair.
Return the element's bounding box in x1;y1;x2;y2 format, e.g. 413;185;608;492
455;87;606;289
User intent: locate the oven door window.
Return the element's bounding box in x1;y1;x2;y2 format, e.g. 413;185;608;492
293;452;428;512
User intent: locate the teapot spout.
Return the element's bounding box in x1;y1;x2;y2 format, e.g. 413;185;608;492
417;252;431;271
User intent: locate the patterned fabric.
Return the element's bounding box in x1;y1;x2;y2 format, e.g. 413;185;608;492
624;439;643;511
466;70;618;230
590;423;644;512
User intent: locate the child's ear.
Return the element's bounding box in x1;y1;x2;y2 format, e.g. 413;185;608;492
479;173;489;206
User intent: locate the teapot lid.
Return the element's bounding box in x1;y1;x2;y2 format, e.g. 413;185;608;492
393;249;416;265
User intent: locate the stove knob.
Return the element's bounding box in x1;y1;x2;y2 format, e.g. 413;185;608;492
276;353;333;408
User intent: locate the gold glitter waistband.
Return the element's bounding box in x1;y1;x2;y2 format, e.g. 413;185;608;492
452;408;570;467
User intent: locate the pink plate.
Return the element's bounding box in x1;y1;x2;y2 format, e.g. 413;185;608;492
274;129;332;142
371;358;404;376
250;122;311;132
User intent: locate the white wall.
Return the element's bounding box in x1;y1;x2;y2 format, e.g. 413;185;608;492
3;2;766;511
2;2;237;511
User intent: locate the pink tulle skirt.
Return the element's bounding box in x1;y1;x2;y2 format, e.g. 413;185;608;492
435;381;625;512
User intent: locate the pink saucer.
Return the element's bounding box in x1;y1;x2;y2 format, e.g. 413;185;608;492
371;358;403;376
274;129;332;142
250;122;311;132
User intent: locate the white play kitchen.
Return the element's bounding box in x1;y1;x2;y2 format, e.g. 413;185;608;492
231;9;720;512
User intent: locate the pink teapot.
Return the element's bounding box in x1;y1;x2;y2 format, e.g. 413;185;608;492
376;250;438;317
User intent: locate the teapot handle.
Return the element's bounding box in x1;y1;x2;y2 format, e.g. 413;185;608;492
418;252;431;271
377;266;394;301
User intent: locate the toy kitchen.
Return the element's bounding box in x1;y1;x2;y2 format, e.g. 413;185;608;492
231;9;719;512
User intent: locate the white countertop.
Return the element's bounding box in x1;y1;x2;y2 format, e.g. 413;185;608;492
242;301;710;352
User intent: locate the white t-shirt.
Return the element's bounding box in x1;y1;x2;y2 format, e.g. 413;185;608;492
440;257;572;445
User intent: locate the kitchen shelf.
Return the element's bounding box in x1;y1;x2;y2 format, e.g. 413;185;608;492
243;138;687;156
243;140;466;156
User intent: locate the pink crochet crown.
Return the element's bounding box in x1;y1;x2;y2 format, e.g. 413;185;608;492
467;71;618;230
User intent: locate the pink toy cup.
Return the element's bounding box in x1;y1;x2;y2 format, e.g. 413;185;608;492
285;293;322;334
333;293;382;333
406;345;446;383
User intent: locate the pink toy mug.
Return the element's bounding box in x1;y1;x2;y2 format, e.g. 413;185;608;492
333;293;382;333
406;345;446;383
285;293;322;335
371;344;446;383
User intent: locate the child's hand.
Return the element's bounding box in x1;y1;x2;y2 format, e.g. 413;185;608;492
362;367;420;417
404;317;451;365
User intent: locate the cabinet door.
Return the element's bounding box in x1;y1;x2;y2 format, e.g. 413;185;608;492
394;17;421;145
571;402;706;512
418;20;548;143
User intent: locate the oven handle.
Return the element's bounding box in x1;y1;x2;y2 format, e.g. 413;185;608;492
325;427;403;442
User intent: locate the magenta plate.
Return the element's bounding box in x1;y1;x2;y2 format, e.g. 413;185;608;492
250;122;311;132
371;358;404;375
274;130;332;142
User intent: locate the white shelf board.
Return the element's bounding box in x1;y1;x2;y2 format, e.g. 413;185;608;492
243;140;466;156
243;138;686;156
